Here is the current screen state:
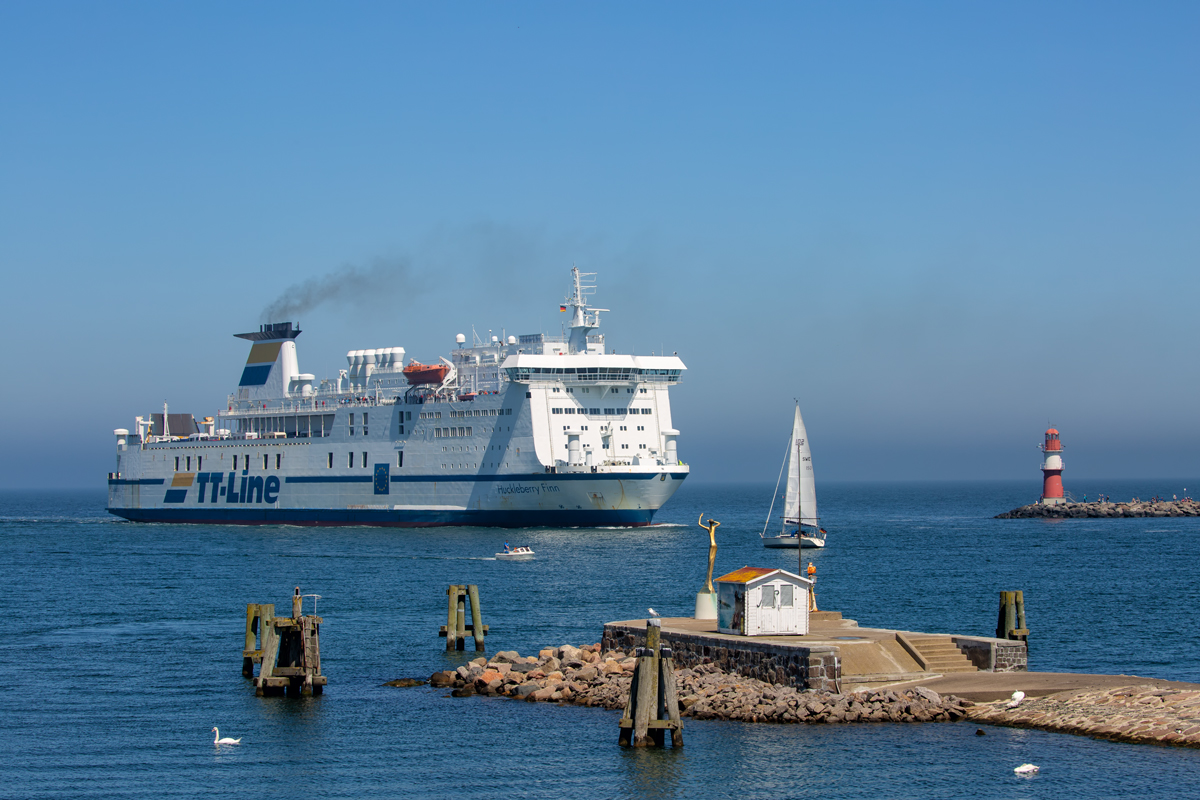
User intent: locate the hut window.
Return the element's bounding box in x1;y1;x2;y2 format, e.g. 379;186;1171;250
780;585;794;607
761;586;777;608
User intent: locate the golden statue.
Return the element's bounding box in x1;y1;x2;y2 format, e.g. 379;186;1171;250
698;512;720;594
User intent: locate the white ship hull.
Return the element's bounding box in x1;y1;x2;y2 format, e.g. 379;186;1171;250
107;268;689;527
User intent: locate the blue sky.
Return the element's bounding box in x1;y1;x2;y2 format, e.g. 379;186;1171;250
1;2;1197;489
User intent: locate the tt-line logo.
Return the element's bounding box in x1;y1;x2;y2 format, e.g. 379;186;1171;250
192;472;281;504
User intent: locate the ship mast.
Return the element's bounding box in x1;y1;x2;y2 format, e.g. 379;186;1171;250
565;265;609;354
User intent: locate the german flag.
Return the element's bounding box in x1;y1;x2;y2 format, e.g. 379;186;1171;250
559;305;567;312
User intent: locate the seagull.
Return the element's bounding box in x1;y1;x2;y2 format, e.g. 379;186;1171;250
212;727;242;745
1014;763;1039;775
1006;691;1026;708
647;608;660;617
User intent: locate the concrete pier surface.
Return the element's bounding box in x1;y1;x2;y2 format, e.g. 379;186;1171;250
996;498;1200;519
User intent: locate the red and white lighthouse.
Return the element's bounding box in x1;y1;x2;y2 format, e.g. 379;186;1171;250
1039;428;1065;505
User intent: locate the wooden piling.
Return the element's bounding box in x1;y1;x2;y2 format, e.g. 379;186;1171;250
249;590;326;697
456;592;467;651
996;590;1030;643
619;619;683;748
467;584;485;652
446;585;460;652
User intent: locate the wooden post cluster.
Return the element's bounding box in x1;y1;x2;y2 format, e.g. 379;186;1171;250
618;619;683;747
996;590;1029;644
244;587;327;697
440;584;488;652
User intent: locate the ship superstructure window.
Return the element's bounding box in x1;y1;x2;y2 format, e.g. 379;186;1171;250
588;408;600;415
275;454;282;470
363;413;368;436
328;453;333;468
397;451;404;468
434;427;472;438
263;454;269;470
419;412;441;419
604;408;616;415
363;452;368;468
186;456;191;471
349;413;355;436
233;455;239;470
174;457;180;471
349;452;354;468
197;456;202;471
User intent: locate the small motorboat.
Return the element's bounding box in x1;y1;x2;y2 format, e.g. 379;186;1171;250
496;544;535;560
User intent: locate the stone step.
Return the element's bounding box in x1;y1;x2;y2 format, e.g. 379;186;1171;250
908;636;977;673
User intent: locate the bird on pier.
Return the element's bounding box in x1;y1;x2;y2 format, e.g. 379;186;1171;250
1006;691;1026;708
648;608;661;618
211;727;242;745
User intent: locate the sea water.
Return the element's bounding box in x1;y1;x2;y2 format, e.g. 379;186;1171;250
2;480;1199;799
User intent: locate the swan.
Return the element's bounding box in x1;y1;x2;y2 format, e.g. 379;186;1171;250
1014;763;1039;775
212;727;242;745
1006;691;1026;708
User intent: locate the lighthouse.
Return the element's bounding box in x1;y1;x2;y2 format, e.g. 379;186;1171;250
1039;428;1065;505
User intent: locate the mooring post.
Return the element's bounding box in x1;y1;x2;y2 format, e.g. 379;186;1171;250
446;585;460;652
660;645;683;747
243;603;259;677
632;620;661;747
467;584;485;652
456;590;467;651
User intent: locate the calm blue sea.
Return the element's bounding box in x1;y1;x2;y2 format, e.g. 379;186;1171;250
2;480;1199;799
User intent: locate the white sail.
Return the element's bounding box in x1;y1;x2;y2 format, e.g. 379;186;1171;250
783;404;818;529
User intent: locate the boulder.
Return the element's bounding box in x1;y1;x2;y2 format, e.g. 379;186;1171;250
383;678;427;688
559;645;582;663
915;686;942;704
491;651;521;663
429;671;456;688
539;647;560;660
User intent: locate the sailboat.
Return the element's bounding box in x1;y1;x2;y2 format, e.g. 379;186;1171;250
761;404;826;549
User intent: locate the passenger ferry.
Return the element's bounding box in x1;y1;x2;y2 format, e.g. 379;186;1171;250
106;268;688;526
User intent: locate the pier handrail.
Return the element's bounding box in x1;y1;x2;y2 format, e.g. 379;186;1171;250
894;631;929;671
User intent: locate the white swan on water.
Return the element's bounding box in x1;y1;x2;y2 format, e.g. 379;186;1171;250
211;727;242;745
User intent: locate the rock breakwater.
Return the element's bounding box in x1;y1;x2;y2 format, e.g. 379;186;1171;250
431;644;971;724
996;499;1200;519
966;684;1200;748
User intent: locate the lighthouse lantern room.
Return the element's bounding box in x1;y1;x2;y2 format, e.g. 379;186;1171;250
1039;428;1065;505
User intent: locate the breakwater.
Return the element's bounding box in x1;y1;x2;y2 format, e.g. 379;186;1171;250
967;684;1200;748
428;644;972;723
996;499;1200;519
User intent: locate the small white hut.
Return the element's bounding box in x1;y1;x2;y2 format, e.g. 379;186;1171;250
715;567;812;636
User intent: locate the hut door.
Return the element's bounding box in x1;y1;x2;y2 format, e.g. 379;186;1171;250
779;583;795;632
760;584;779;634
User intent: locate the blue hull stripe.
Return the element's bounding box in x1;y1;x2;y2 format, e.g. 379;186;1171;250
106;507;657;528
284;472;687;485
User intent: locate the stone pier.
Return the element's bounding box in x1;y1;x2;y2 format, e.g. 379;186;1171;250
602;613;1027;693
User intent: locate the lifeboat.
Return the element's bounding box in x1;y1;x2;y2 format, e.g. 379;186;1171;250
403;360;450;385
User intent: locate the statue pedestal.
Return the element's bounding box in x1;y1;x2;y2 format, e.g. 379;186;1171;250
694;591;717;621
